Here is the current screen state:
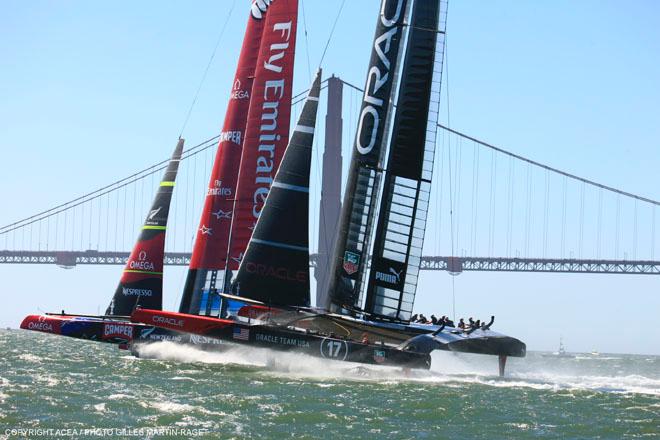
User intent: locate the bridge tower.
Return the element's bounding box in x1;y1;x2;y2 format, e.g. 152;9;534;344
315;75;343;307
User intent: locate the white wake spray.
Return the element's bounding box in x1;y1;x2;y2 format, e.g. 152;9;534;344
133;342;659;395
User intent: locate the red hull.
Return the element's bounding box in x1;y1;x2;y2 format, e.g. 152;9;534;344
20;314;140;345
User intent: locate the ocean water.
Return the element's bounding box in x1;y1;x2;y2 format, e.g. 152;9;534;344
0;330;658;439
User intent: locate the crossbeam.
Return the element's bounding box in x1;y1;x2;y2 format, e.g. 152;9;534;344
1;250;658;274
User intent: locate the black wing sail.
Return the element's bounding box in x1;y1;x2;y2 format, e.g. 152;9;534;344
233;70;322;307
325;0;410;312
364;0;446;320
106;138;184;316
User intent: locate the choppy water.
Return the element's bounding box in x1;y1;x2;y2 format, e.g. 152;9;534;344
0;330;658;439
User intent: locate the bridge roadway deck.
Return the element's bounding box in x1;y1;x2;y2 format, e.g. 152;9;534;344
0;250;658;274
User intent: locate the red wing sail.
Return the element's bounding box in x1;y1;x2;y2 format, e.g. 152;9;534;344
106;138;184;316
227;0;298;272
179;3;271;315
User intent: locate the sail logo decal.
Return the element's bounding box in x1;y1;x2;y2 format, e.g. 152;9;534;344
343;251;360;275
207;180;232;197
356;0;405;156
152;315;184;327
230;79;250;100
252;20;293;219
27;316;54;332
219;130;242;145
128;251;155;272
147;206;162;221
200;225;212;235
212;208;232;220
122;287;153;297
375;267;403;285
250;0;274;20
245;262;307;283
103;323;133;339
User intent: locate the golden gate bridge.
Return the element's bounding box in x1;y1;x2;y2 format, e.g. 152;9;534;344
1;76;658;275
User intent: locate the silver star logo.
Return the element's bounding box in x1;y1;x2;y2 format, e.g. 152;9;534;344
200;225;212;235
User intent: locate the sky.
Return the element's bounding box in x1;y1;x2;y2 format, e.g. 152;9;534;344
1;0;659;356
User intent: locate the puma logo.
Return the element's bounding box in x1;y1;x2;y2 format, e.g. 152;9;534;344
389;267;403;283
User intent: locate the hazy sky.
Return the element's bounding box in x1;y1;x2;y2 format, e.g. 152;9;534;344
1;1;658;356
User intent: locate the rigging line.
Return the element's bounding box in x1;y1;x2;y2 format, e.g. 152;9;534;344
436;124;660;207
178;0;237;138
443;33;456;322
336;78;660;207
318;0;346;68
300;0;312;82
0;139;219;236
0;135;220;233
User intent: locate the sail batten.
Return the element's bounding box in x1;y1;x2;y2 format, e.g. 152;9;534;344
106;138;184;316
234;70;322;307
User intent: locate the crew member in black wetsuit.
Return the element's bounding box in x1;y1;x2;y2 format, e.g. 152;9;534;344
481;316;495;330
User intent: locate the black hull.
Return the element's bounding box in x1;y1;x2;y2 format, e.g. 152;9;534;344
133;324;431;370
130;309;431;369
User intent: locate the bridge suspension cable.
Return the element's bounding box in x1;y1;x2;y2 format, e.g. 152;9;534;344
337;77;659;206
0;85;325;239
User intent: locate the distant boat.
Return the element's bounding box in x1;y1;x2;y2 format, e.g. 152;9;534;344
542;337;575;358
591;349;600;356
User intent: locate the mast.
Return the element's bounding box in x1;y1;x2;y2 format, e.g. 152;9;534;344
178;3;271;315
227;0;298;283
234;70;321;307
363;0;446;321
106;138;184;316
325;0;410;312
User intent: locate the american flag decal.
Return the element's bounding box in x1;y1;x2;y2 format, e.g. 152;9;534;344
233;326;250;341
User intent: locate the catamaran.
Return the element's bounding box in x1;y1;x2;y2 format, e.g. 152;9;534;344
20;138;184;346
130;0;526;375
